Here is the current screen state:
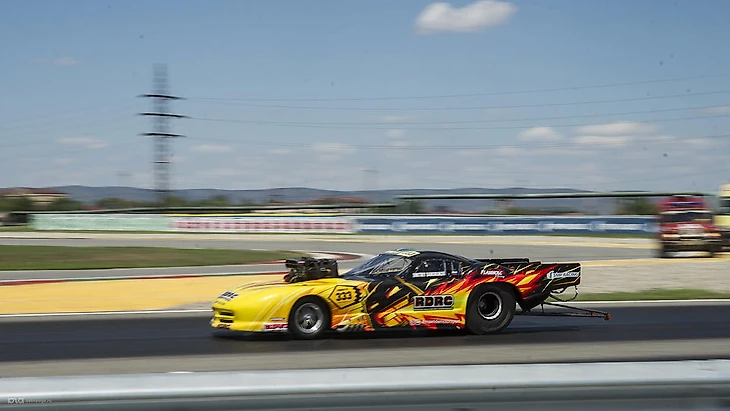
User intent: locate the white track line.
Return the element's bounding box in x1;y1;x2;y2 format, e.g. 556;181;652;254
569;299;730;305
0;271;285;283
0;309;212;318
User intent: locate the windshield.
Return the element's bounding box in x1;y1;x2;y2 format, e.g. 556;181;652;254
345;253;413;277
719;198;730;215
660;211;713;223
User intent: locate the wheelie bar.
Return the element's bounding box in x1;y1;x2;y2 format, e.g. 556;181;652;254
517;301;611;321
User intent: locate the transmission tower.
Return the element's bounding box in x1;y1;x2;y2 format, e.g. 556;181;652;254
139;64;186;204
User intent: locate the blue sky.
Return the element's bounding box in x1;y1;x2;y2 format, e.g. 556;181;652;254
2;0;730;193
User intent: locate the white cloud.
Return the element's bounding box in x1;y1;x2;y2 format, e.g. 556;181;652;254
388;140;410;148
415;0;517;34
53;158;74;165
201;168;240;178
311;143;357;161
574;135;632;147
57;137;108;149
517;126;563;142
380;115;416;123
494;146;521;156
455;149;482;158
311;142;356;155
385;129;406;138
699;106;730;115
574;122;658;136
33;57;80;66
686;137;713;147
191;144;234;153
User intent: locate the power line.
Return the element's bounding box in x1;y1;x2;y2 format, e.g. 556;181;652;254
190;71;730;102
188;89;730;112
0;98;136;126
191;112;730;131
187;103;730;129
190;132;730;151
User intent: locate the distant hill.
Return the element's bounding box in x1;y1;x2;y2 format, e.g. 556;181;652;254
42;185;621;214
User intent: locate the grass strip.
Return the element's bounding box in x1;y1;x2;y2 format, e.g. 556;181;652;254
0;245;305;270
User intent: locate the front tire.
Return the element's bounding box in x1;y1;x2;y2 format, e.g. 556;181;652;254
465;285;516;335
288;297;330;340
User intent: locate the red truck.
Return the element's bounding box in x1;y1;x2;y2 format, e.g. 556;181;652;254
656;195;722;258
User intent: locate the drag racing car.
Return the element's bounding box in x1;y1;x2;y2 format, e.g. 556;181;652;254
211;249;609;339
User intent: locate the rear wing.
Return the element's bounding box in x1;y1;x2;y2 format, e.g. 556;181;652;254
284;257;339;283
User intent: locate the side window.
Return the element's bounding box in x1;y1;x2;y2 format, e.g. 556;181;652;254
447;260;463;277
412;259;448;279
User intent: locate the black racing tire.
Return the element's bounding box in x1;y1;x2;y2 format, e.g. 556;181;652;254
288;296;331;340
465;284;516;335
657;245;670;259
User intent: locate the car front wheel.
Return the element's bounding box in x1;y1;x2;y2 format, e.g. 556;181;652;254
288;297;330;340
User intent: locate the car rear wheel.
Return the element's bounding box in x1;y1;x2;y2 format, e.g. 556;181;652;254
288;297;330;340
465;285;516;335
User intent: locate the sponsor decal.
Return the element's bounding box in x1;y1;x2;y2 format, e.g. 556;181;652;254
270;317;285;321
480;268;505;277
263;323;288;331
385;249;420;257
216;323;231;329
412;271;447;278
218;291;238;301
410;318;460;326
546;270;579;279
328;285;363;310
413;295;454;310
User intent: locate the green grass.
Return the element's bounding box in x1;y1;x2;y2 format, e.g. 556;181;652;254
575;288;730;301
0;226;32;232
0;245;306;270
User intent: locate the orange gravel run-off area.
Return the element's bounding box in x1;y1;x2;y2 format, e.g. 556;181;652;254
0;273;278;314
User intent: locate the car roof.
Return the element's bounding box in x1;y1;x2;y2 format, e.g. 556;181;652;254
383;248;476;262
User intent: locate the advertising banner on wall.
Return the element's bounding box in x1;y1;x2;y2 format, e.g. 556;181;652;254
351;215;658;235
167;215;357;233
31;214;169;231
30;213;657;235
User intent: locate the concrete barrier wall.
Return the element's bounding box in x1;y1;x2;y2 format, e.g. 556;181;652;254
2;360;729;411
29;213;658;235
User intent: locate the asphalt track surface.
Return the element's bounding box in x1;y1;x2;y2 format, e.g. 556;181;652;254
2;233;728;378
2;301;730;377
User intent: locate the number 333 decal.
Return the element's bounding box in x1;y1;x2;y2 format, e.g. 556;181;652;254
328;285;362;309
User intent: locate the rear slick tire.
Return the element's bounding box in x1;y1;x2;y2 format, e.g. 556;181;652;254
466;285;516;335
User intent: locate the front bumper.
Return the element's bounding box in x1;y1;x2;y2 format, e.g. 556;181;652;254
661;237;721;251
210;305;289;333
720;230;730;248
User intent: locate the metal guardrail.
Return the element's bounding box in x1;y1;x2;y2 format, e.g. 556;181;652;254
2;360;730;410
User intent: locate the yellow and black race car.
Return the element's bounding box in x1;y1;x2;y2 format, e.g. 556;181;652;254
211;248;609;339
